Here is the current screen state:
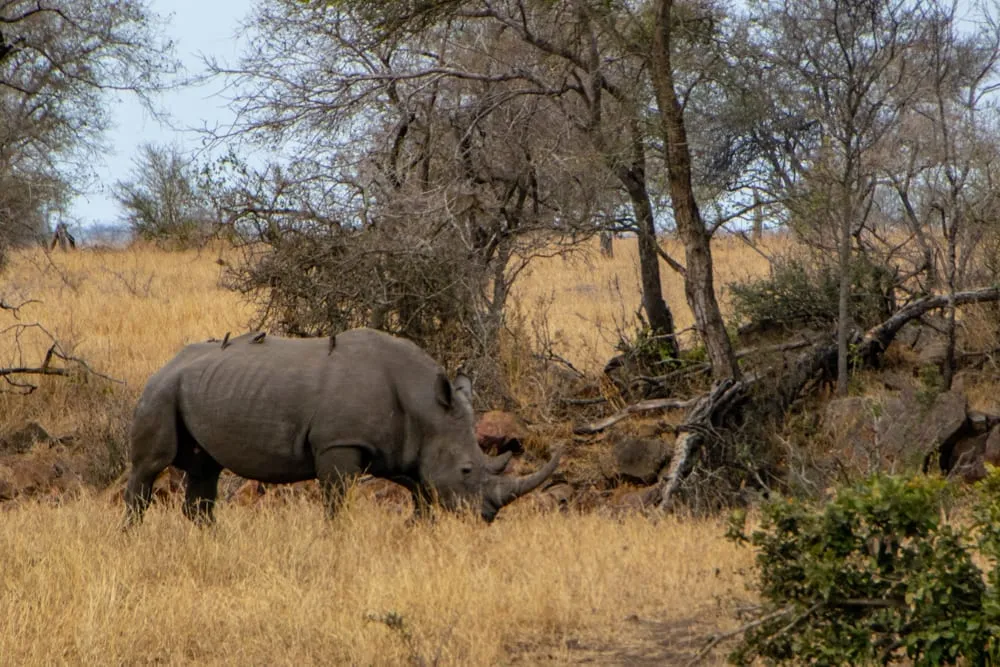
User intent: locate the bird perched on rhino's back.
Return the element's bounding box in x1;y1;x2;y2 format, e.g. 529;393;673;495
124;328;560;527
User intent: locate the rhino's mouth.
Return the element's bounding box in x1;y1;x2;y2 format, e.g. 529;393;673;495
480;498;501;523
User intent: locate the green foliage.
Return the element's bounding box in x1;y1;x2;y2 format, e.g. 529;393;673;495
729;256;896;332
616;323;680;368
728;474;1000;665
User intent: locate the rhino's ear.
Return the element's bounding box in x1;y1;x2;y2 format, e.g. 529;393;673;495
453;373;473;403
435;371;456;410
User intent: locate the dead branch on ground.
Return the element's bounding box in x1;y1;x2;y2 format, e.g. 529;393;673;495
652;286;1000;510
573;397;699;434
0;316;125;394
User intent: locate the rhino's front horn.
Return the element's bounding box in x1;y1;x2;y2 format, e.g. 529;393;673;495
490;447;562;508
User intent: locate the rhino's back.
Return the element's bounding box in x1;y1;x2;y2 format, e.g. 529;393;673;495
174;330;436;480
176;337;330;479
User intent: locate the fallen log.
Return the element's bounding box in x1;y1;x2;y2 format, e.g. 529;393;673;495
653;286;1000;511
573;397;700;434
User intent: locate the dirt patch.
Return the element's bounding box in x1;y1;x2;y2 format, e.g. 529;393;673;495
508;614;737;665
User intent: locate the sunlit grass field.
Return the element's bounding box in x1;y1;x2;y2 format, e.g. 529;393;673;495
0;495;751;664
0;237;767;663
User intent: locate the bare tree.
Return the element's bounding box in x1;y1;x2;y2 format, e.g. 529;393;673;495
883;1;1000;388
650;0;740;379
0;0;176;243
206;1;686;363
205;3;623;395
114;143;214;246
748;0;927;394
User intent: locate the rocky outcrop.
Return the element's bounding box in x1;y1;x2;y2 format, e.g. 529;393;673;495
476;411;529;455
612;436;670;485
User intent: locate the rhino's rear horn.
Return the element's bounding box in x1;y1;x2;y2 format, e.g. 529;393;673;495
484;451;512;474
490;448;562;507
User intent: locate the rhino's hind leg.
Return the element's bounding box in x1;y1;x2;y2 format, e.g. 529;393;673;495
123;398;180;530
313;445;367;519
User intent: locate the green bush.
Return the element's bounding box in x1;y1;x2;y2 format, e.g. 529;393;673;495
729;256;896;332
727;473;1000;665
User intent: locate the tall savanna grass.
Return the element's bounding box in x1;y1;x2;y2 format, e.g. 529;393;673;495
0;495;750;665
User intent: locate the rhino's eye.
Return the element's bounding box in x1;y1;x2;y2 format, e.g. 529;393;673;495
461;464;473;476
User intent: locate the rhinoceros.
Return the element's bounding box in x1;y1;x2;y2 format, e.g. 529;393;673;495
124;328;560;526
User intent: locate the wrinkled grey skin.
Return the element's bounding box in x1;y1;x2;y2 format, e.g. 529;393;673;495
124;328;560;527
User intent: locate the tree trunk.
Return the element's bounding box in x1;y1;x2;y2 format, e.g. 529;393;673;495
752;189;764;242
599;231;614;258
614;134;679;357
634;192;678;353
650;0;739;380
837;194;852;396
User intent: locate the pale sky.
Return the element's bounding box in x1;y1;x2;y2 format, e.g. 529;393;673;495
69;0;252;228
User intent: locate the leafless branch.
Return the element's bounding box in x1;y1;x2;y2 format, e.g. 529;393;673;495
0;321;124;394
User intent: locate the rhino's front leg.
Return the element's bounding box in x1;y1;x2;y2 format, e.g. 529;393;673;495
408;489;436;525
182;467;222;525
313;444;366;519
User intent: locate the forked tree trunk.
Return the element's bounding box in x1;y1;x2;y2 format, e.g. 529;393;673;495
616;148;679;358
650;0;739;380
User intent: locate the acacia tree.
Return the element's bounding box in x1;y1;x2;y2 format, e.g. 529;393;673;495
0;0;175;246
883;1;1000;389
206;1;616;392
747;0;927;394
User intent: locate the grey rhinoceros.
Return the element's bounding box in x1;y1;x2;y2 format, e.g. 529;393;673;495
123;328;560;527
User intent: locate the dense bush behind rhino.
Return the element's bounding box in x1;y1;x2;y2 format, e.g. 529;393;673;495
124;328;560;526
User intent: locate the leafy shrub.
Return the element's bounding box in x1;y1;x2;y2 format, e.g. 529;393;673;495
729;255;897;332
728;473;1000;665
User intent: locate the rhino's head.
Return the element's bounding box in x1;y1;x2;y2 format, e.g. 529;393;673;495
421;372;560;522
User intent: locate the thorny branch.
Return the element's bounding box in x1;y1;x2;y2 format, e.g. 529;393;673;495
0;311;124;394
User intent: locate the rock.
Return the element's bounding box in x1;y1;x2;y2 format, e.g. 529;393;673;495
824;397;877;445
946;433;988;483
634;421;671;439
231;479;266;506
1;421;58;454
877;371;918;393
151;467;185;503
476;411;528;455
525;482;575;512
876;391;969;470
952;370;984;394
608;486;653;513
612;436;670;485
985;425;1000;467
0;446;85;501
357;477;412;512
918;341;949;367
967;411;1000;435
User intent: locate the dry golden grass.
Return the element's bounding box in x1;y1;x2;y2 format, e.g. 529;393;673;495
0;495;752;665
1;244;251;388
0;240;768;664
512;235;780;370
